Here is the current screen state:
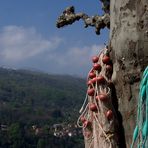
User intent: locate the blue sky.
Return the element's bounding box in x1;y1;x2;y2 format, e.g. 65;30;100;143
0;0;109;77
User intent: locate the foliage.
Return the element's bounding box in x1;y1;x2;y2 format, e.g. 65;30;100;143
0;68;85;147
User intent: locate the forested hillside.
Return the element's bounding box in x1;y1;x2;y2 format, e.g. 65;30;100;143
0;68;86;148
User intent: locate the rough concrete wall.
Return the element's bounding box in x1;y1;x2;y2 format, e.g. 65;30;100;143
110;0;148;147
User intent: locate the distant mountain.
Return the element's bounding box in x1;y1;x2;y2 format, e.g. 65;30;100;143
0;67;86;125
0;67;86;148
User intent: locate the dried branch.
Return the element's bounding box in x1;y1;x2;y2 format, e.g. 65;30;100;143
56;6;110;35
100;0;110;13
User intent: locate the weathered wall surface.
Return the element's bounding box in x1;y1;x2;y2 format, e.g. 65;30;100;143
110;0;148;147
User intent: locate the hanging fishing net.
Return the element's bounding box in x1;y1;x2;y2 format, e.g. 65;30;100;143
77;47;119;148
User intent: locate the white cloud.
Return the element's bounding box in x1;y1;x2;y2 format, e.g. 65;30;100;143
52;44;104;66
0;25;62;62
46;44;104;76
0;25;104;76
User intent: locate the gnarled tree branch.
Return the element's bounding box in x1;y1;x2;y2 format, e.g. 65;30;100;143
100;0;110;13
56;6;110;35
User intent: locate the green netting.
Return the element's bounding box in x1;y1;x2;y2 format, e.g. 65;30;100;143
131;66;148;148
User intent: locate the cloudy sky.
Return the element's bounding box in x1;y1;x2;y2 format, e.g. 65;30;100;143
0;0;109;77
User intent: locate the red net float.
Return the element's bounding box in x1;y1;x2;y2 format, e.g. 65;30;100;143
96;94;108;102
93;63;101;71
92;56;99;63
87;80;92;86
106;65;112;72
102;55;110;64
106;110;113;120
89;72;96;79
91;77;97;84
87;88;95;96
97;75;105;83
89;103;97;111
83;120;91;128
80;116;86;123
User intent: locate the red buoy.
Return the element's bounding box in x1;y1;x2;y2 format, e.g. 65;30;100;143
83;120;91;127
96;94;108;102
92;56;99;63
89;103;97;111
89;72;96;79
87;88;95;96
106;110;113;120
93;63;101;71
91;77;97;84
80;116;86;123
106;65;112;71
87;80;92;86
102;55;110;64
97;75;105;83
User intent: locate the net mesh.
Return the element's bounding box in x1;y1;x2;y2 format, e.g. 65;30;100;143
77;47;119;148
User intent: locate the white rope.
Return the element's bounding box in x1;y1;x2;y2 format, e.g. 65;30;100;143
77;47;118;148
94;114;112;148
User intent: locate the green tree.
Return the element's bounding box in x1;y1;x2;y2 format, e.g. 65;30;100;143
37;139;46;148
8;123;25;148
